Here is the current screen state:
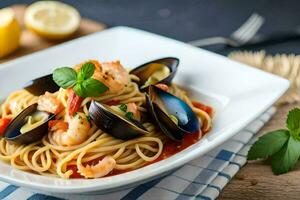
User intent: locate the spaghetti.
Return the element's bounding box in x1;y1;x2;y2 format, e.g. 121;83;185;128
0;60;212;179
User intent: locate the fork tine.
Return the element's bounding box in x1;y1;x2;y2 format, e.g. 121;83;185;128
231;13;263;39
231;14;259;37
188;12;264;47
238;17;264;42
233;15;260;39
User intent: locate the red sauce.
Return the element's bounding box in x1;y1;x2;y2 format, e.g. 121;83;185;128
67;157;105;178
67;131;202;178
67;165;82;178
147;131;202;165
192;101;214;117
106;100;120;106
67;101;212;178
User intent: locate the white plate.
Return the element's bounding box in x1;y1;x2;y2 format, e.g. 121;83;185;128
0;26;289;194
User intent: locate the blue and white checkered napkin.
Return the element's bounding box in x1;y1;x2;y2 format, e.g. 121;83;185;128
0;107;276;200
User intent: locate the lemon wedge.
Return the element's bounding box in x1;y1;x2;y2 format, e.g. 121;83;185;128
24;1;81;40
0;8;21;58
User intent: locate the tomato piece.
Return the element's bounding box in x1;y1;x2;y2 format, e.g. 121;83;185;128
106;100;120;106
0;118;11;136
67;89;83;116
48;120;68;131
192;101;213;117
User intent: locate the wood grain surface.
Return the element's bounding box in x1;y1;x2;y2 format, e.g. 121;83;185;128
0;5;106;64
219;103;300;200
2;4;298;200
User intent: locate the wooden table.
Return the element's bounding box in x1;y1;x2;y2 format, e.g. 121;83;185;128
0;5;106;64
2;5;299;200
219;103;300;200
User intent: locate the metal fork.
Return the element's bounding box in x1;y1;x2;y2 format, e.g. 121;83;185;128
188;13;265;47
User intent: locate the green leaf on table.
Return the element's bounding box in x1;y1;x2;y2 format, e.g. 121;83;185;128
53;67;77;89
286;108;300;138
271;136;300;175
247;129;289;160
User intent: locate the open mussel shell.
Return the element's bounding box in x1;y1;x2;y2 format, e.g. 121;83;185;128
146;95;183;141
89;101;149;140
146;85;201;141
4;104;54;145
130;57;179;90
24;74;59;96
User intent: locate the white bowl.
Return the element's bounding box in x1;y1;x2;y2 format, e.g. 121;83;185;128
0;26;289;194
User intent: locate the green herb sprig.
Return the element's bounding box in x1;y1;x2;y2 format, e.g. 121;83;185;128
119;104;128;112
125;112;134;120
248;108;300;175
119;104;134;120
53;62;108;98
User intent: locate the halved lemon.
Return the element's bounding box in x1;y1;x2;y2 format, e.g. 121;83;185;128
0;8;21;58
24;1;81;40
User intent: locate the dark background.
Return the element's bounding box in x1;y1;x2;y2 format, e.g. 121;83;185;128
1;0;299;55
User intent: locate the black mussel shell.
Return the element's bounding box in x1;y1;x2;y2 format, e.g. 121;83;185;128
24;74;59;96
89;101;149;140
130;57;179;90
146;85;201;141
146;94;183;141
4;104;54;144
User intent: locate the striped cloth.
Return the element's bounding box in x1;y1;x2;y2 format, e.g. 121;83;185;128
0;107;276;200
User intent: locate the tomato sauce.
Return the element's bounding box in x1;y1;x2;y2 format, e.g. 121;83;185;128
105;100;120;106
147;131;202;165
67;101;213;178
67;157;105;178
68;131;202;179
192;101;213;117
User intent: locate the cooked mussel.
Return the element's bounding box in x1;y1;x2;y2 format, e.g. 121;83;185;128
146;85;200;141
4;104;54;144
89;101;149;140
24;74;59;96
130;57;179;90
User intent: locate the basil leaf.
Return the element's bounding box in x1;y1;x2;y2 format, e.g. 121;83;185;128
87;115;92;123
247;130;289;160
73;83;87;98
271;136;300;175
53;67;77;89
77;62;95;82
81;78;108;97
119;104;127;112
125;112;134;120
286;108;300;137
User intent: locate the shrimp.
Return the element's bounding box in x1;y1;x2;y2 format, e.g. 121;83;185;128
50;112;90;146
127;102;141;120
155;83;169;92
37;92;63;114
77;156;116;178
94;61;130;93
76;60;130;93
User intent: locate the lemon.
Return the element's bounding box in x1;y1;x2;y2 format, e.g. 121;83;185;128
24;1;81;40
0;8;21;58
